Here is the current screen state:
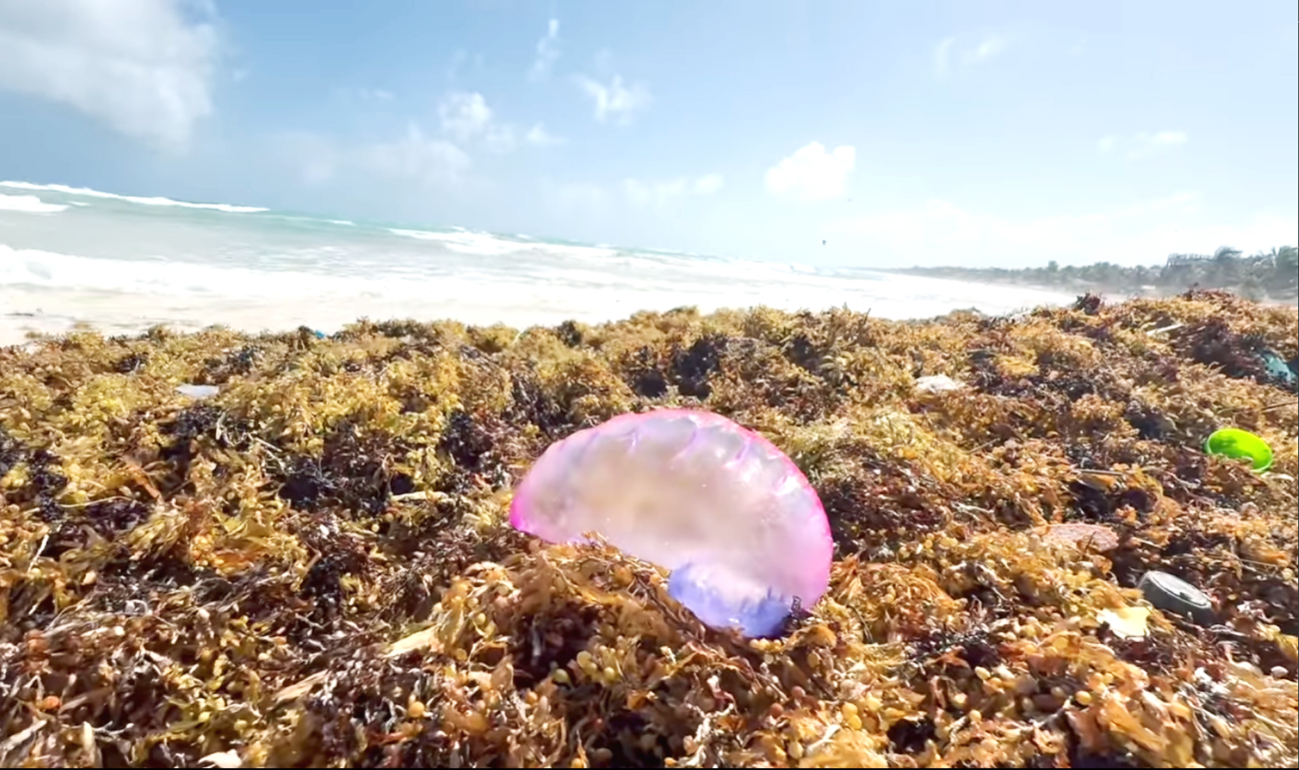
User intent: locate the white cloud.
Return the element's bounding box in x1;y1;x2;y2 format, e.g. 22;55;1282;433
525;122;564;147
825;191;1298;269
439;91;492;142
692;174;725;196
1147;130;1189;149
972;37;1006;62
295;89;552;188
934;33;1008;78
1146;190;1200;211
275;124;471;190
528;18;561;81
481;128;517;156
575;74;651;125
336;86;394;103
765;142;856;202
437;91;517;153
542;179;611;221
1097;130;1189;160
623;174;725;209
445;49;467;82
0;0;222;151
358;123;471;187
274;131;341;185
436;91;562;154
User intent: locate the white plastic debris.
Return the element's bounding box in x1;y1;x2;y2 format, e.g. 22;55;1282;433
175;384;220;399
1147;322;1185;336
198;750;243;768
914;374;966;394
1097;606;1151;639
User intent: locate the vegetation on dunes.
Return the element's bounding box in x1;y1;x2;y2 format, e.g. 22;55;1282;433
891;245;1299;303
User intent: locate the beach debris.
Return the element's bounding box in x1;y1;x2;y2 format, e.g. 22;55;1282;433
1147;321;1185;336
197;750;243;769
1204;426;1274;472
175;383;220;399
1097;605;1152;639
1138;571;1215;626
1035;522;1119;553
914;373;965;394
1260;349;1298;388
509;408;833;637
1074;469;1124;492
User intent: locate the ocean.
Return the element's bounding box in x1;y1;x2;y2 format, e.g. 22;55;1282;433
1;180;1077;346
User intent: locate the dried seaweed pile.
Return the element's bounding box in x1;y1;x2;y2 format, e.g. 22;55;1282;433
1;290;1296;768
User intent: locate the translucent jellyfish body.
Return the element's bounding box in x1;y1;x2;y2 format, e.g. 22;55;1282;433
509;409;834;637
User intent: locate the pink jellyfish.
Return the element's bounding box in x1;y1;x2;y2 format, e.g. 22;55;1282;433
509;409;834;637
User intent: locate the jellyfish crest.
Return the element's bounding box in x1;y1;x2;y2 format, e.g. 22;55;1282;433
509;409;834;637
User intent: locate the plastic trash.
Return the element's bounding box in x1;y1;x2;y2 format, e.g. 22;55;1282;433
1260;350;1297;387
175;384;220;400
1097;606;1151;639
914;374;965;394
508;409;834;638
1138;571;1214;626
1204;427;1274;473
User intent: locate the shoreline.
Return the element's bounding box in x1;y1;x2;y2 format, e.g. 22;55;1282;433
0;277;1083;349
0;287;637;348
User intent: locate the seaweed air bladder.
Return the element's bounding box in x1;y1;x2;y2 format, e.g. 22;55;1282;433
508;408;834;637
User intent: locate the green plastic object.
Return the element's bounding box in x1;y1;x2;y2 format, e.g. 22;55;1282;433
1204;428;1274;473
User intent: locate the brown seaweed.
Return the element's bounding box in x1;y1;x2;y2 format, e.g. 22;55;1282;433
0;291;1296;767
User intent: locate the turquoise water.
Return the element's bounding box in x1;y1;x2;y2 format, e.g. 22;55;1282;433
1;179;1076;338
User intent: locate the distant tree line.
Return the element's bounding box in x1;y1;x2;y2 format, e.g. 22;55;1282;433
890;245;1299;302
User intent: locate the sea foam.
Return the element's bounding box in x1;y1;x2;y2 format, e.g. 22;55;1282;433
0;181;268;214
0;193;67;214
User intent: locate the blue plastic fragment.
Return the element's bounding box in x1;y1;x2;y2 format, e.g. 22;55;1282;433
1261;350;1296;387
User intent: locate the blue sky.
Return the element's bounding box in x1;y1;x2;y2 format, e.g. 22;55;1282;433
1;0;1296;268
